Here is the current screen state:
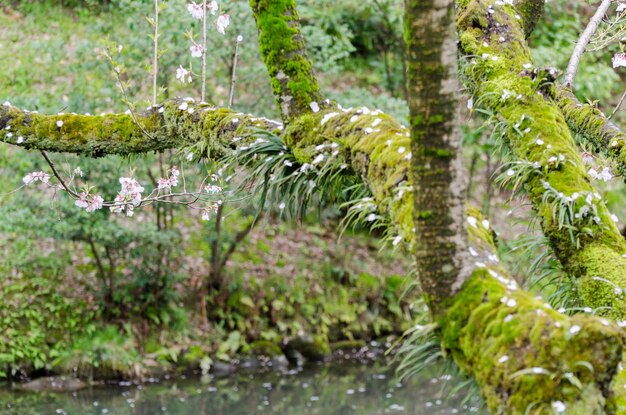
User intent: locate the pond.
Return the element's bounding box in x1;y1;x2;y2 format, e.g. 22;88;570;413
1;360;485;414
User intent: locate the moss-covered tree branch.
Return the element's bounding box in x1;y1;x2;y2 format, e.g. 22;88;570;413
554;87;626;178
442;215;624;414
249;0;326;121
0;101;281;157
514;0;545;38
444;269;623;413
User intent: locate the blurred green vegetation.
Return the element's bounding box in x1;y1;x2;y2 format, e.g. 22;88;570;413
0;0;624;381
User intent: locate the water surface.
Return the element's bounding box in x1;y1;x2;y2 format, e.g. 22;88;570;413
1;360;485;414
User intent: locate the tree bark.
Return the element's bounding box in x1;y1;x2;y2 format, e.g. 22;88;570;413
404;0;471;310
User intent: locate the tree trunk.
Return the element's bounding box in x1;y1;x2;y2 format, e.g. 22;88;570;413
404;0;471;309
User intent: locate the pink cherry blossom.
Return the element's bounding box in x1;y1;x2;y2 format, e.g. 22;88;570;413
75;194;88;209
23;171;51;185
157;167;181;191
205;184;222;194
158;178;171;190
190;44;205;58
176;65;192;83
216;14;230;35
201;209;211;221
111;177;144;216
169;167;180;187
201;204;219;220
208;0;218;15
187;2;204;19
75;192;104;212
613;53;626;69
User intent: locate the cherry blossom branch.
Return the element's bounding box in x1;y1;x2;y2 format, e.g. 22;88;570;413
20;157;230;219
563;0;613;88
39;150;81;199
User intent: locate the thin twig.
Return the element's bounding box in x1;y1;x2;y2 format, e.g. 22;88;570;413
40;150;81;198
587;14;626;51
202;0;208;102
219;213;261;270
608;90;626;120
112;67;156;140
152;0;159;106
228;36;241;108
563;0;612;88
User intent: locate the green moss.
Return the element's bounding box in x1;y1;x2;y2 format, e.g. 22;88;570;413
244;341;284;357
283;108;413;241
610;360;626;412
0;101;281;159
554;87;626;179
515;0;546;37
330;340;367;352
250;0;324;120
441;269;623;414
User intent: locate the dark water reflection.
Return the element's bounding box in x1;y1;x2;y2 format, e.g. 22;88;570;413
1;360;485;414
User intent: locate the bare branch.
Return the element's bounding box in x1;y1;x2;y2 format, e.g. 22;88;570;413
609;89;626;120
202;0;208;102
152;0;159;106
563;0;612;88
228;36;241;108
